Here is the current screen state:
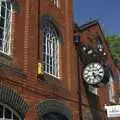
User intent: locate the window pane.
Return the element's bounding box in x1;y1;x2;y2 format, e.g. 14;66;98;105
0;104;3;118
50;66;52;74
1;6;5;18
0;39;3;49
7;2;11;10
50;58;52;66
13;114;19;120
42;112;68;120
1;2;5;7
47;64;49;73
0;17;5;28
5;107;12;118
0;28;3;39
46;55;49;64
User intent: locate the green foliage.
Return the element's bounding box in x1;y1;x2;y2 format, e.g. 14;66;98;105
106;35;120;70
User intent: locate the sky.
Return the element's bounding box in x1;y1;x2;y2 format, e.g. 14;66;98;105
73;0;120;36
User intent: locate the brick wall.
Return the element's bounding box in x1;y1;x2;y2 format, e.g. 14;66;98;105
0;0;80;119
0;0;119;120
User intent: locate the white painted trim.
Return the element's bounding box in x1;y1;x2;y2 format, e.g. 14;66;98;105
0;1;12;55
42;22;60;78
0;103;21;120
51;0;60;8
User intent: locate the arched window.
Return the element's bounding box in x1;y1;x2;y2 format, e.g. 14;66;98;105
0;0;12;55
0;103;21;120
41;112;68;120
51;0;60;8
36;99;72;120
42;21;60;78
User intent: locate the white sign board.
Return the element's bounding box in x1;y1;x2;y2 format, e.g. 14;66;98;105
105;105;120;118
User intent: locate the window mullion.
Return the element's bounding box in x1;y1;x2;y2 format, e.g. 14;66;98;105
51;36;54;75
48;33;51;74
8;4;12;55
0;2;1;17
3;105;5;120
53;37;56;76
3;2;7;53
45;33;48;72
57;0;59;8
55;37;57;76
56;39;59;77
11;110;13;119
57;39;59;77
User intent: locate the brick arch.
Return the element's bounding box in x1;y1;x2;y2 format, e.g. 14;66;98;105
40;15;63;43
0;85;29;118
36;99;72;120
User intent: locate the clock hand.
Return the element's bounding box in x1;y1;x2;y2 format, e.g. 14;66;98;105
97;74;102;79
94;73;103;81
92;72;96;78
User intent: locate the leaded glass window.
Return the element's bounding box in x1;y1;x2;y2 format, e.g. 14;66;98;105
50;0;60;8
0;0;12;55
0;103;21;120
42;21;60;78
108;73;115;103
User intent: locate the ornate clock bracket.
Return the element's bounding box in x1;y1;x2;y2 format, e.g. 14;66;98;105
73;34;109;87
79;42;107;65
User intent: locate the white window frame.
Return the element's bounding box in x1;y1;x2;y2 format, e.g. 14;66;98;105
0;0;12;55
0;103;21;120
108;73;115;103
51;0;60;8
42;21;60;78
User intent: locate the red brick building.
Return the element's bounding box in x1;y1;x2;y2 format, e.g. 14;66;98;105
0;0;119;120
74;21;120;120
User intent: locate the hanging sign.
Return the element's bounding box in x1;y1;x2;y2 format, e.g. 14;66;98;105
104;105;120;118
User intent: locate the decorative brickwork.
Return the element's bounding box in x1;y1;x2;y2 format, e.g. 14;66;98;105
0;0;119;120
0;85;29;118
36;99;72;120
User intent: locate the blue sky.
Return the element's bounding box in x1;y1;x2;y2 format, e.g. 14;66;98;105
73;0;120;35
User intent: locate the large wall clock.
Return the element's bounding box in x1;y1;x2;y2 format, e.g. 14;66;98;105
83;62;104;85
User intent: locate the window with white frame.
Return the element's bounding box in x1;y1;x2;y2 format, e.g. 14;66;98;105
0;103;21;120
42;21;60;78
51;0;60;8
108;73;115;103
0;0;12;55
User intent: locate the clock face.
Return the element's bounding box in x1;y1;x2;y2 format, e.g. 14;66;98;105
83;63;104;85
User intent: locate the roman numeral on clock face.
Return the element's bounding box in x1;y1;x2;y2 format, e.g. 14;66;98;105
83;63;104;85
